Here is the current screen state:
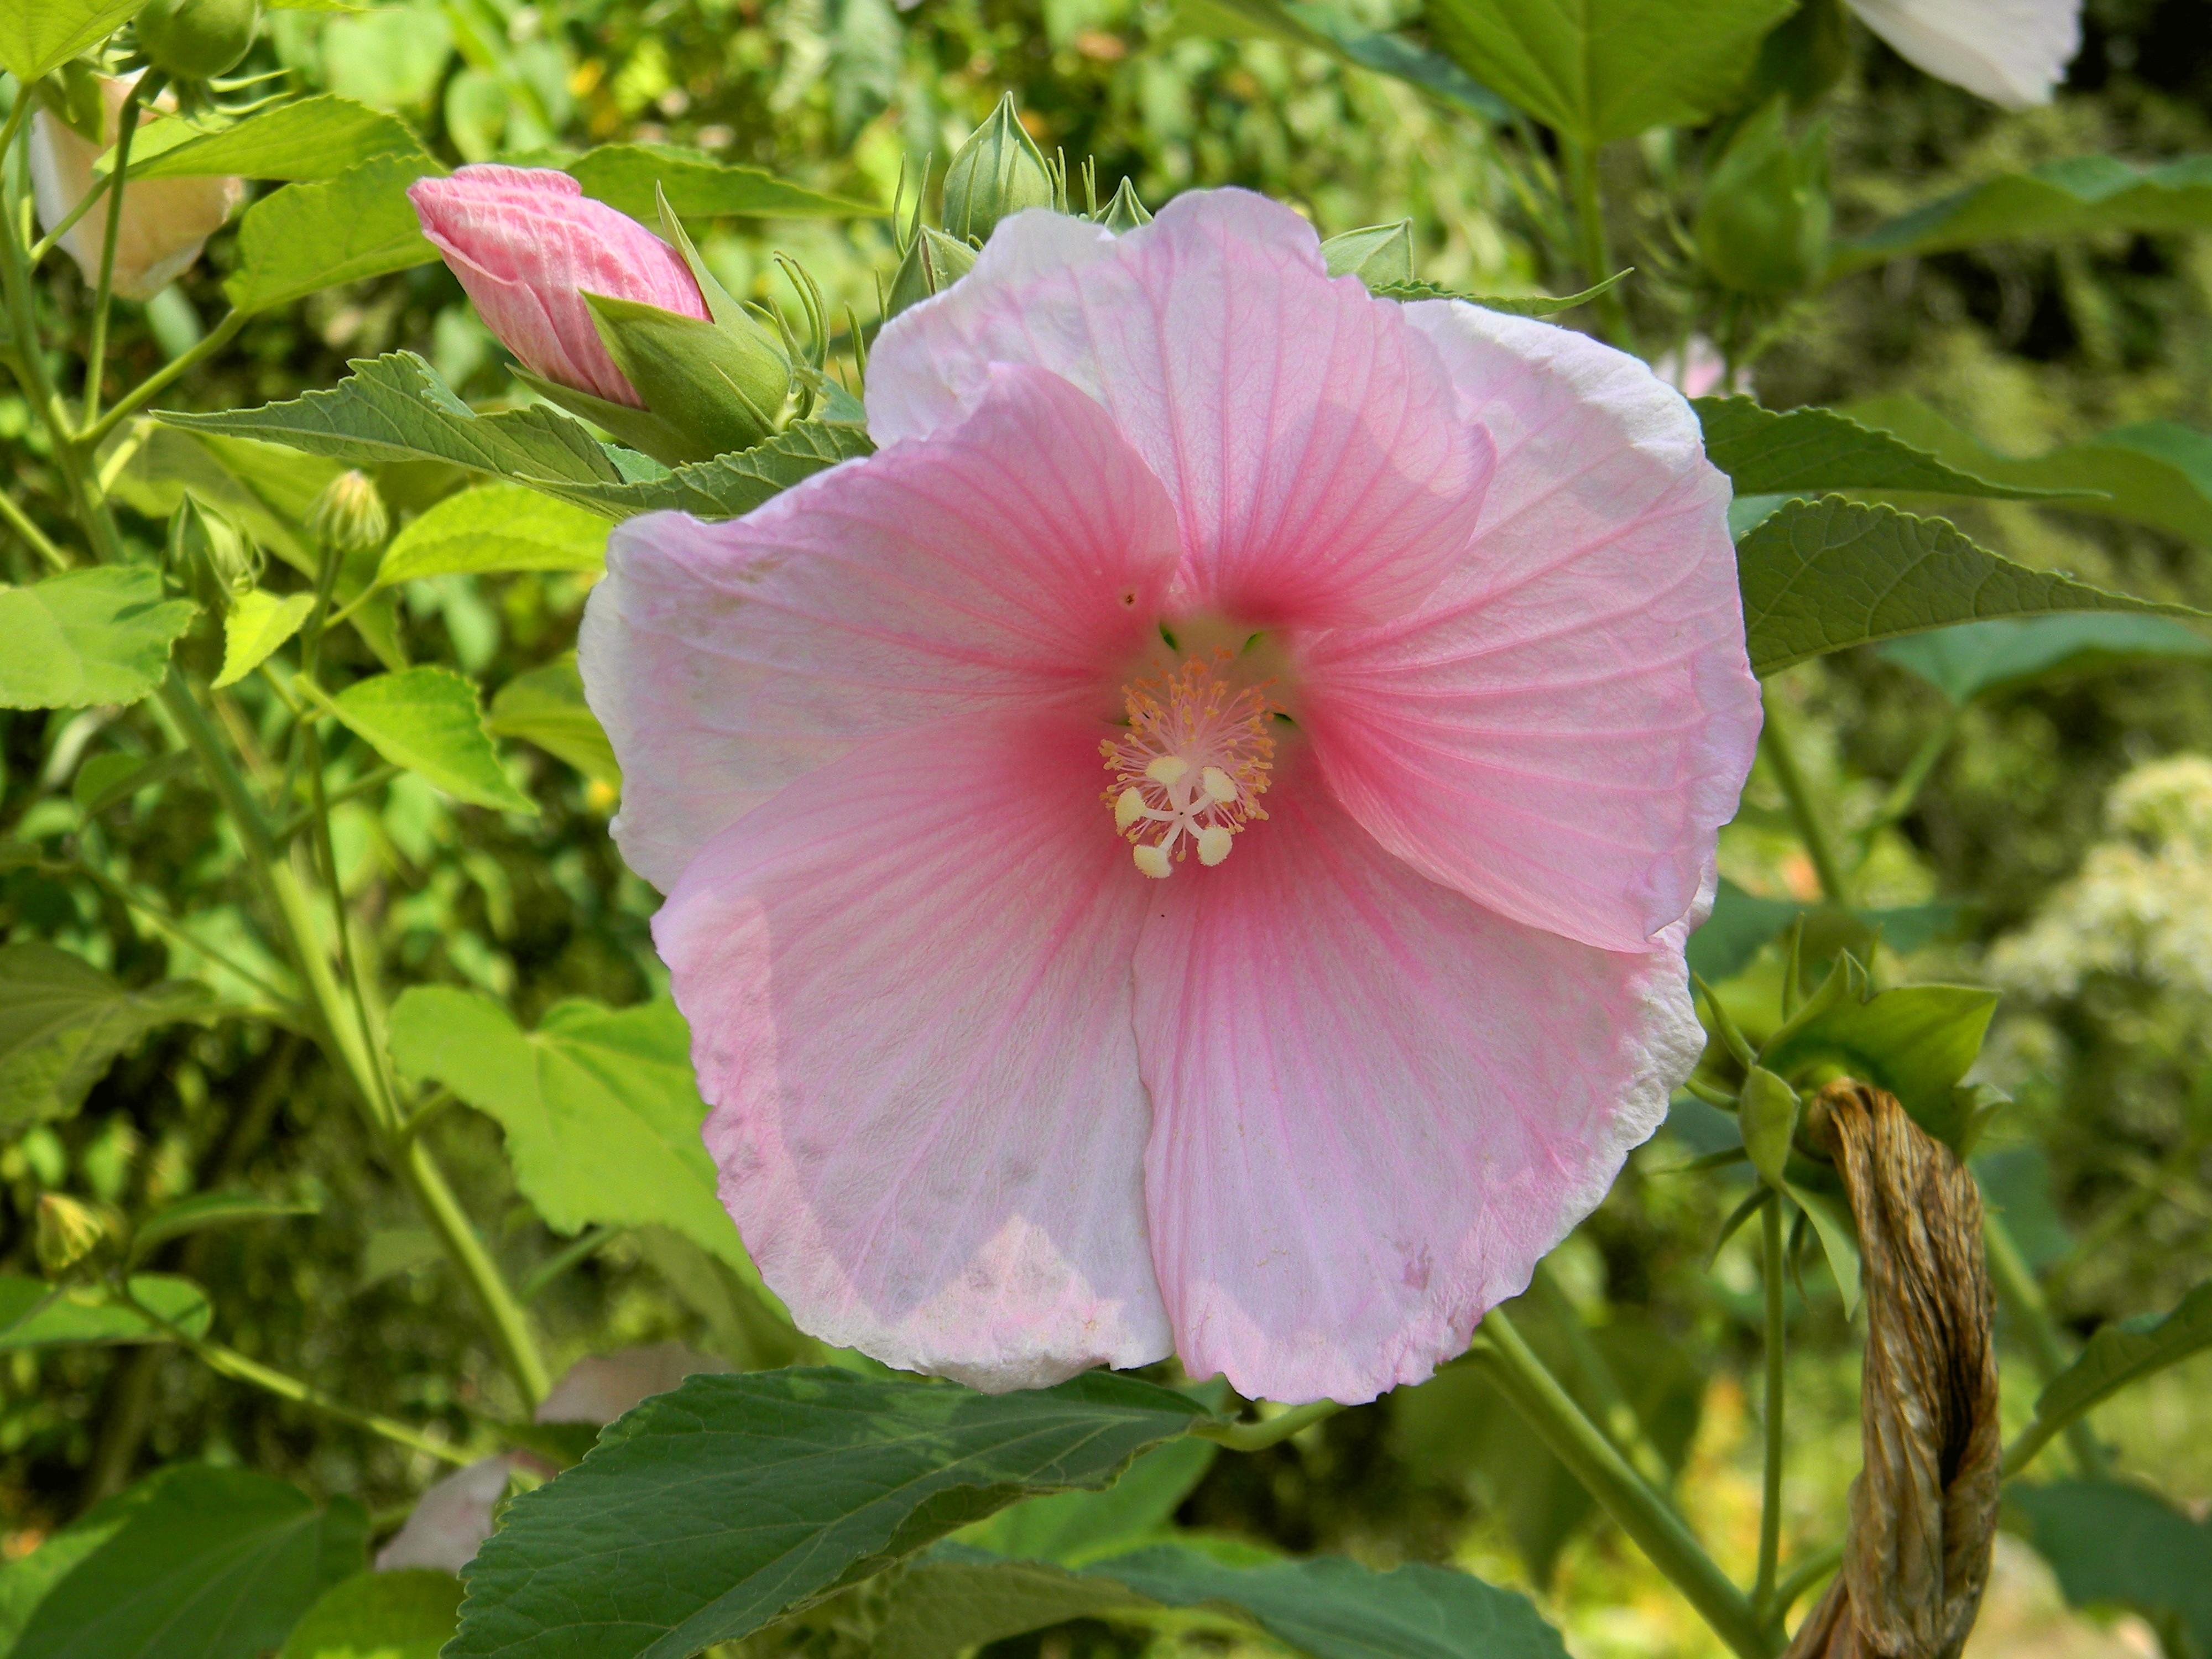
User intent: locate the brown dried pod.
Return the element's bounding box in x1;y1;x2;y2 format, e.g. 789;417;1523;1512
1787;1081;2001;1659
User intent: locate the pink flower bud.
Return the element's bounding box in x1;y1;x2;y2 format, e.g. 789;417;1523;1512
29;75;243;301
408;165;711;409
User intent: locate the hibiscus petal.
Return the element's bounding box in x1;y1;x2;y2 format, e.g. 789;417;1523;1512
869;190;1492;628
1131;778;1700;1405
1843;0;2080;108
1300;302;1761;954
581;363;1180;889
657;711;1171;1390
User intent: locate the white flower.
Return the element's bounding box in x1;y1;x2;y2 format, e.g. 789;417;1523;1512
1843;0;2083;108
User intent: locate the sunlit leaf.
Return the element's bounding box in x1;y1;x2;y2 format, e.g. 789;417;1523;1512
1837;155;2212;272
226;153;447;316
1760;969;1996;1145
0;1275;212;1349
387;990;738;1266
214;590;316;689
563;143;880;219
0;568;197;712
0;943;215;1131
0;0;144;82
1178;0;1508;121
375;484;608;586
1735;495;2205;676
128;95;429;180
487;655;620;787
314;667;536;814
447;1369;1208;1659
278;1569;462;1659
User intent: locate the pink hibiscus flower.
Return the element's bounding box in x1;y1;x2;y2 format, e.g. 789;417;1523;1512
579;190;1761;1405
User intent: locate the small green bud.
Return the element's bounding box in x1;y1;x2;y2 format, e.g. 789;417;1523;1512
35;1193;108;1277
585;293;792;465
1320;220;1415;289
942;93;1056;246
1694;100;1831;296
135;0;260;81
1740;1066;1802;1191
170;492;259;605
309;469;390;556
1098;178;1151;234
884;225;978;320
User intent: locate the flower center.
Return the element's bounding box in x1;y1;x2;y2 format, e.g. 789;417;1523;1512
1101;649;1276;878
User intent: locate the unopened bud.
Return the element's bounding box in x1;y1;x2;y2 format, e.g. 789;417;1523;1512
136;0;261;81
36;1193;108;1277
1098;178;1151;234
585;292;791;464
1694;98;1831;295
942;93;1056;246
1320;220;1415;289
1740;1065;1802;1191
310;469;390;555
884;225;977;319
171;492;259;603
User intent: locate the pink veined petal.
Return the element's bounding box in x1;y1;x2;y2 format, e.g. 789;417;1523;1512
869;190;1493;628
1300;301;1761;955
1130;775;1702;1406
580;363;1181;890
408;165;707;406
658;711;1171;1390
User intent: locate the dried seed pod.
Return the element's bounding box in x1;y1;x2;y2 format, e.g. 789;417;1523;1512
1789;1081;2001;1659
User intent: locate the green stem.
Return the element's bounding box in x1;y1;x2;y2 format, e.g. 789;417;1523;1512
58;856;300;1008
1983;1207;2106;1477
1869;706;1964;833
1562;138;1629;347
82;76;155;432
1192;1399;1345;1452
1528;1261;1674;1488
1759;688;1851;905
80;309;244;450
1755;1193;1787;1615
0;475;69;570
1771;1541;1841;1618
123;1292;472;1466
274;765;402;847
520;1224;619;1302
1478;1311;1772;1659
26;165;113;267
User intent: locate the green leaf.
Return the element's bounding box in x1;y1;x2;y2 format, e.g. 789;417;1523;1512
71;749;192;819
0;942;215;1131
1837;155;2212;272
1783;1180;1861;1316
159;353;871;520
0;567;197;711
375;483;608;586
486;655;620;787
446;1368;1209;1659
1177;0;1509;121
2024;1282;2212;1448
1734;495;2206;677
873;1550;1155;1659
315;667;535;814
562;143;881;220
0;1479;164;1650
1369;270;1632;316
1422;0;1792;147
0;0;144;82
129;1191;319;1265
956;1436;1219;1567
278;1569;463;1659
1692;396;2070;500
226;152;447;316
2011;1480;2212;1659
1760;971;1996;1145
1879;613;2212;705
213;589;316;689
1684;880;1960;985
387;989;737;1266
129;95;429;181
0;1274;212;1349
1845;396;2212;547
12;1464;367;1659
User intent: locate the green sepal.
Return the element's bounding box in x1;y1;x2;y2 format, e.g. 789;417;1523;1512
1739;1066;1800;1191
1694;97;1830;296
1098;177;1151;233
512;366;713;471
885;225;979;319
942;92;1057;244
583;291;790;464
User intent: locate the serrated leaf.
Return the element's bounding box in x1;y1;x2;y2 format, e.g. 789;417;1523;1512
1692;396;2071;500
0;1479;163;1651
0;943;215;1130
0;0;143;82
542;419;876;518
311;667;531;812
1685;879;1960;985
2025;1282;2212;1448
956;1437;1218;1567
387;988;738;1267
447;1368;1208;1659
2011;1480;2212;1658
561;143;880;220
0;567;197;711
12;1464;367;1659
1760;974;1996;1145
226;152;446;315
1423;0;1792;147
1177;0;1508;120
487;655;619;786
1879;613;2212;705
131;95;429;181
1735;495;2205;676
1845;396;2212;547
874;1550;1154;1659
0;1274;211;1348
129;1191;319;1265
375;484;608;586
1370;270;1630;316
278;1569;462;1659
214;590;316;688
1837;155;2212;272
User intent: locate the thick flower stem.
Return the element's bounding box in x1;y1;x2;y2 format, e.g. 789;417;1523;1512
1477;1311;1774;1659
1755;1192;1787;1616
1759;688;1852;904
80;309;244;449
1528;1261;1674;1488
1983;1207;2105;1477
